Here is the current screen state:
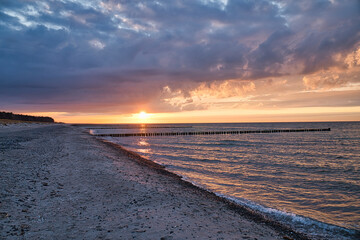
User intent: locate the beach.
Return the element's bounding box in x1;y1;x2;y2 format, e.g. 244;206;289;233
0;124;309;239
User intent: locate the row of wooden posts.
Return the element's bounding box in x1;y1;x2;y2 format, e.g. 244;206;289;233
93;128;331;137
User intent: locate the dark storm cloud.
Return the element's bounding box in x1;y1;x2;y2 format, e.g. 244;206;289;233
0;0;359;113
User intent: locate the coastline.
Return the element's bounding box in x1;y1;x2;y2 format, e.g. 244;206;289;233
100;139;312;239
0;124;320;239
99;131;359;240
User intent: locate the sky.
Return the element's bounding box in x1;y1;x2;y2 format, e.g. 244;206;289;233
0;0;359;123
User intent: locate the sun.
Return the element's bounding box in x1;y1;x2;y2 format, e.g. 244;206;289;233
138;111;148;119
132;111;154;123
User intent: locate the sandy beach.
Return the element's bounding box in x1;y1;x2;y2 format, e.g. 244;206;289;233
0;124;309;240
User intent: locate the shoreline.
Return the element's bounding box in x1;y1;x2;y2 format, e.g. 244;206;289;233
99;137;359;240
93;122;360;239
0;123;355;239
99;139;311;240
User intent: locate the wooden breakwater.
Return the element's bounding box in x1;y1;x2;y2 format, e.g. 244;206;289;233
92;128;331;137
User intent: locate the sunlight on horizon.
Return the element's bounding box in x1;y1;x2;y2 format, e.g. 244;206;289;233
131;111;153;123
26;105;360;124
138;111;149;119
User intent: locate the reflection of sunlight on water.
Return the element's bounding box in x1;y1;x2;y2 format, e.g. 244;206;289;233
138;138;149;146
137;138;150;154
138;148;151;154
140;124;146;132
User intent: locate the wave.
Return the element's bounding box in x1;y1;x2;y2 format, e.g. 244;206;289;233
96;123;360;239
180;177;358;240
119;149;359;239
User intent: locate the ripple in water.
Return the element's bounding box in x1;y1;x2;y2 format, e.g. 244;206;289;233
89;122;360;239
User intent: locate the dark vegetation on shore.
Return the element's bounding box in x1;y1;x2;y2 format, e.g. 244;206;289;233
0;111;54;123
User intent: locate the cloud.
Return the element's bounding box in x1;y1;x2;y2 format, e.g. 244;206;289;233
0;0;359;114
303;45;360;90
303;71;344;90
89;39;106;49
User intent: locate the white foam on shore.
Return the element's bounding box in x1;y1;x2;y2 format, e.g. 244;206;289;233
179;175;356;240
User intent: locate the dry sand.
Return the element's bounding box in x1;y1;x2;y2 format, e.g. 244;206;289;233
0;124;309;239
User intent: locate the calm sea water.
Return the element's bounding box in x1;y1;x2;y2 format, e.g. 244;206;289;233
88;122;360;239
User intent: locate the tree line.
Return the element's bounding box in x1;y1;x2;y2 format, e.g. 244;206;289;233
0;111;54;123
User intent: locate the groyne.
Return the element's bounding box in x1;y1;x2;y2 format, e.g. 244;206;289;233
92;128;331;137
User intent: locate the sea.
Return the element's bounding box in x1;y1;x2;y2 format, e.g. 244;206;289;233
85;122;360;239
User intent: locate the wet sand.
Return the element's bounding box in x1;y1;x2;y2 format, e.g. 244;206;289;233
0;124;309;239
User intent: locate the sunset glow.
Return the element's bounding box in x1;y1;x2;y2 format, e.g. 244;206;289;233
138;111;149;119
0;1;359;123
130;111;153;123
